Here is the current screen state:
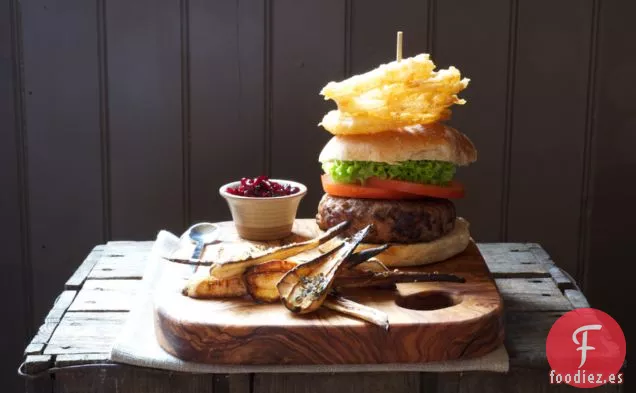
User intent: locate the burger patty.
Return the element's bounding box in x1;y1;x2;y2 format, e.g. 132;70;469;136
316;194;456;244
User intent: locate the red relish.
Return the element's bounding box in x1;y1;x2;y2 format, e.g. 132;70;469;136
226;176;300;197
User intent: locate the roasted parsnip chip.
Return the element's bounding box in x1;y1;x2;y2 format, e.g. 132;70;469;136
209;221;349;279
244;260;297;303
323;294;389;330
277;226;370;314
182;275;247;299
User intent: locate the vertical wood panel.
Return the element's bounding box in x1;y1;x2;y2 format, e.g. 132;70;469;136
107;0;184;238
0;1;29;391
189;0;265;223
586;0;636;352
270;0;345;218
434;0;511;241
22;0;104;323
350;0;429;74
507;0;593;277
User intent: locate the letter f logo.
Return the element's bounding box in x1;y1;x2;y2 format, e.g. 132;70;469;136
572;324;602;368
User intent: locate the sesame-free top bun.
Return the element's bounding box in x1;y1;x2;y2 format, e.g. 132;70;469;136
318;123;477;166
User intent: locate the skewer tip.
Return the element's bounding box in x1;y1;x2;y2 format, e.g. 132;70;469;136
396;31;404;62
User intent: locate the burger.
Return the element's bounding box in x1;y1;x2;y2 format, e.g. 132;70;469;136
315;123;476;267
314;53;476;267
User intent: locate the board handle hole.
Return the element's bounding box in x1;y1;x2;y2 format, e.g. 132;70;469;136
396;291;462;311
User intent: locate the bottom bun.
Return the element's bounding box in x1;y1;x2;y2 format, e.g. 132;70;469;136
358;217;471;267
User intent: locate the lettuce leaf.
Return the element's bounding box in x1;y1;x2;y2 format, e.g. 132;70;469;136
322;160;456;185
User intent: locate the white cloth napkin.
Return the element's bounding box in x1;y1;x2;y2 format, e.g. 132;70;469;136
110;230;509;373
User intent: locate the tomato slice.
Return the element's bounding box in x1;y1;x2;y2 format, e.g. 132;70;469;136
365;177;465;199
321;175;420;200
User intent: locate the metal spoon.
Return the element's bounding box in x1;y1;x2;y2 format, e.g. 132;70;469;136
188;222;219;260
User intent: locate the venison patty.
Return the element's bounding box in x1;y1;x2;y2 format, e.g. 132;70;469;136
316;194;456;244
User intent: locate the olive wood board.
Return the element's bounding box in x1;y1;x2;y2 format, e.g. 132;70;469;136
154;219;504;365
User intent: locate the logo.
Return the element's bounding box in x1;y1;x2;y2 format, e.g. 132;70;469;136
546;308;625;388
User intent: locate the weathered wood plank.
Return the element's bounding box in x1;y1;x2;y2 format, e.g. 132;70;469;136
44;312;127;355
214;374;251;393
29;322;58;346
54;366;217;393
478;243;550;278
23;354;54;393
106;241;155;250
26;376;53;393
69;280;137;312
253;373;420;393
458;368;622;392
432;373;461;393
564;289;590;309
88;252;147;279
496;278;572;312
548;266;577;291
25;289;76;352
23;354;53;375
45;290;77;323
83;241;154;280
24;342;45;356
55;353;111;367
65;245;104;290
505;311;564;368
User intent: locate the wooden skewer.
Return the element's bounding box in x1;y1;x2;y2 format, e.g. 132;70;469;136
396;31;403;61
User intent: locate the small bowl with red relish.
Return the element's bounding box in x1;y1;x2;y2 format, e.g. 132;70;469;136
219;176;307;241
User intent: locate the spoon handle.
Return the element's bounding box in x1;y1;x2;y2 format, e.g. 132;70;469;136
191;241;205;260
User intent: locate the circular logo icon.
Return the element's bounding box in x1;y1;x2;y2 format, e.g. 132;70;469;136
546;308;625;388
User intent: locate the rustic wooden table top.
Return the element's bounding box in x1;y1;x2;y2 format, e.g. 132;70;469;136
21;241;622;393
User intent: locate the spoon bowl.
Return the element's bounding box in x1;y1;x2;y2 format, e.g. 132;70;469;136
188;222;219;260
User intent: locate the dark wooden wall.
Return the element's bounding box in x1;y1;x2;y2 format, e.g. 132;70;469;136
2;0;634;391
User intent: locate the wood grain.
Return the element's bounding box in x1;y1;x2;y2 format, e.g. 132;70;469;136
585;0;636;357
155;220;504;365
253;372;420;393
87;242;153;279
458;368;622;393
495;278;572;312
507;0;594;279
23;240;616;392
44;312;128;354
350;0;429;74
434;0;511;242
189;0;265;223
68;280;137;312
54;366;217;393
477;243;550;278
106;0;184;238
65;245;104;289
21;0;104;327
270;0;345;218
0;2;27;391
504;311;565;367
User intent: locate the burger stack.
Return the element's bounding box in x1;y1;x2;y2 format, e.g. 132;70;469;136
314;54;478;267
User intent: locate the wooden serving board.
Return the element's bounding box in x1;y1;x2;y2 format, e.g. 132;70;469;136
154;219;504;365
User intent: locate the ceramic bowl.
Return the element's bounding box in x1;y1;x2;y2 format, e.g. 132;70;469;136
219;179;307;241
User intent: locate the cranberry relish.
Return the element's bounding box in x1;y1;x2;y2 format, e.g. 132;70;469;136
226;176;300;198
